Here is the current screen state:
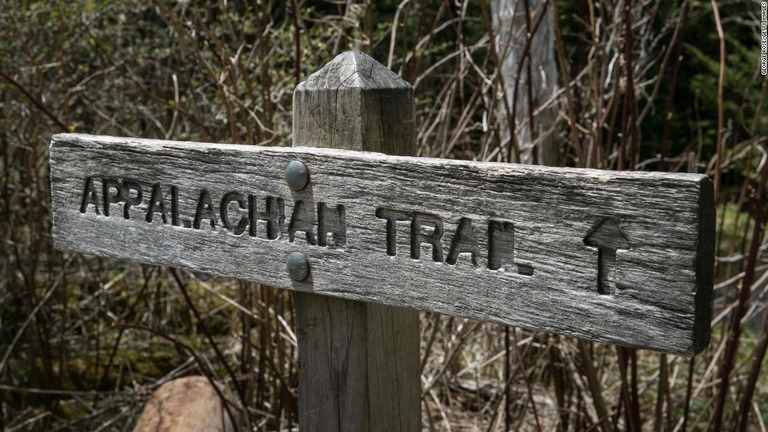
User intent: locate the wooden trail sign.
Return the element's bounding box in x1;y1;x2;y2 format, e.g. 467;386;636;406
50;134;713;356
50;51;714;431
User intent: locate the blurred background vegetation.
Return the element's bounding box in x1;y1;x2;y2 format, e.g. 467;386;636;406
1;0;766;430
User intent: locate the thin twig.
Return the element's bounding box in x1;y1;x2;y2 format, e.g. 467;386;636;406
710;0;725;199
711;148;768;430
0;69;68;131
168;268;247;415
735;161;768;432
113;322;241;431
522;0;538;165
659;0;690;171
291;0;301;86
506;0;551;163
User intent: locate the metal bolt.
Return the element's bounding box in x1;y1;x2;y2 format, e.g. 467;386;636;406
286;252;309;281
285;160;310;191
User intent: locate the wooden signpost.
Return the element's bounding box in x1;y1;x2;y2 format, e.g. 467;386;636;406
50;52;714;431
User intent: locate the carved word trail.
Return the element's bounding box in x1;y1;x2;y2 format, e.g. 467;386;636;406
376;208;534;275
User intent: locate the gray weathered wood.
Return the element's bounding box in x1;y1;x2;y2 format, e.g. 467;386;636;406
295;295;420;431
492;0;559;165
292;51;420;432
49;131;714;355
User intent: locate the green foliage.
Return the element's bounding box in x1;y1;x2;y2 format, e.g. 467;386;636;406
686;37;765;137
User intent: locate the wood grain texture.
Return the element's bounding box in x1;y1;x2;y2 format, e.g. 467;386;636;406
50;131;713;355
295;295;420;432
292;51;420;432
293;51;415;155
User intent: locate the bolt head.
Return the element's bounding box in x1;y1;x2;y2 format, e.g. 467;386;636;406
285;160;309;191
286;252;309;281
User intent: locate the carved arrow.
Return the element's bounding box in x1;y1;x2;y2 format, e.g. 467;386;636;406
584;218;630;295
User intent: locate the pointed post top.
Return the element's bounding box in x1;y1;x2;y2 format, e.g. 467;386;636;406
297;51;410;92
293;51;415;154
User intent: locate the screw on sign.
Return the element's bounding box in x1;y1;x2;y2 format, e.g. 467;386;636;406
50;52;714;432
287;251;310;281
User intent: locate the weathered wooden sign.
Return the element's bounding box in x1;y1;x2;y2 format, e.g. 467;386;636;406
50;133;713;355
